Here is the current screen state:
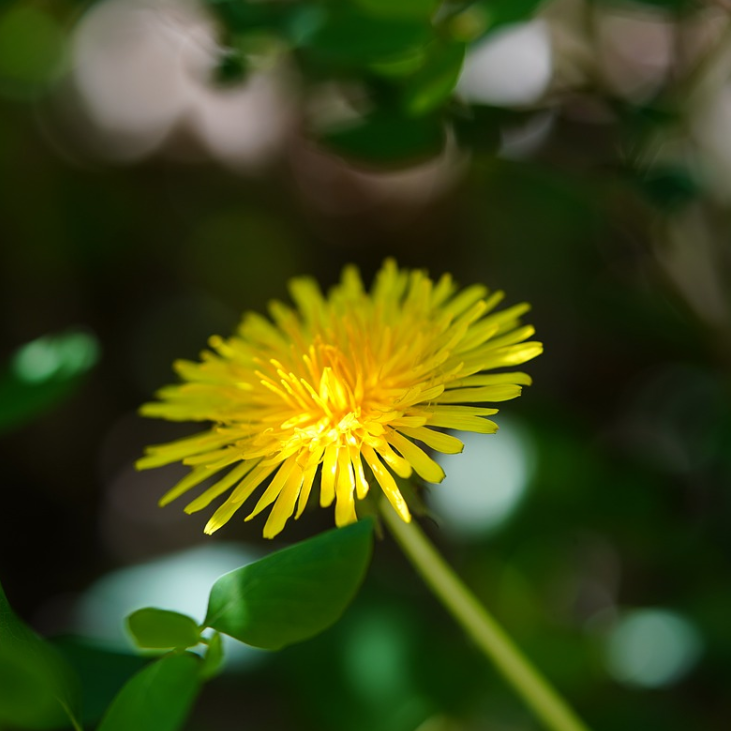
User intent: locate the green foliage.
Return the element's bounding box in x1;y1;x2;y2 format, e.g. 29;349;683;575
126;609;202;651
0;329;99;434
350;0;439;21
308;9;431;66
0;580;82;730
96;653;201;731
205;520;374;650
402;41;465;116
0;5;64;100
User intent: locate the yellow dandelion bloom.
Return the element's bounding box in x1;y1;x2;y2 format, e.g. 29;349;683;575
136;260;542;538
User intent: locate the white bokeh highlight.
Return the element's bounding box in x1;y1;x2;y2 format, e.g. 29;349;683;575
71;0;291;166
457;21;553;107
606;608;703;688
430;417;536;539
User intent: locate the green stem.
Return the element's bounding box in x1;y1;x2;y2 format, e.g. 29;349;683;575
380;501;592;731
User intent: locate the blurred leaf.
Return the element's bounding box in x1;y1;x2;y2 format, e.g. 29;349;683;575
126;608;202;650
53;637;148;726
206;0;326;47
0;329;99;434
322;110;445;165
0;580;82;730
631;163;702;213
402;40;465;116
96;653;201;731
205;520;374;650
351;0;439;20
200;632;225;680
308;9;431;65
205;0;293;34
0;5;64;100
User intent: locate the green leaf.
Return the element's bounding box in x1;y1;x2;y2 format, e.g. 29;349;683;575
403;40;465;116
351;0;439;20
127;608;202;650
200;633;225;680
52;637;148;727
204;0;292;34
322;111;445;166
0;328;99;434
308;9;431;66
204;520;374;650
97;653;201;731
0;579;82;730
205;0;325;47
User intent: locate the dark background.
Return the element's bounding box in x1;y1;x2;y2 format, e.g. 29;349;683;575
2;0;731;728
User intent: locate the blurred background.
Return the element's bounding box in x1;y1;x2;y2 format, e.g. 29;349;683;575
2;0;731;728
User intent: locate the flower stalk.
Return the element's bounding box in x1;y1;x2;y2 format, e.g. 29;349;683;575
380;499;592;731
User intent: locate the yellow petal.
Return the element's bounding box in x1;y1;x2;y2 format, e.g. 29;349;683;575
320;444;339;507
350;445;370;499
433;385;522;404
263;464;305;538
334;450;356;527
136;432;231;470
361;444;411;523
387;430;445;484
159;463;229;507
188;461;273;515
399;426;464;454
246;454;299;521
295;460;320;519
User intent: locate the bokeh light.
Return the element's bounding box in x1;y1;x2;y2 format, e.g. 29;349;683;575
430;418;536;539
606;608;703;689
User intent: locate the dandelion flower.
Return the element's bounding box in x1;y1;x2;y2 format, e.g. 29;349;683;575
137;260;542;538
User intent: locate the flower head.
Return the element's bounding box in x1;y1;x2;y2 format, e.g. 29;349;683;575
137;261;542;538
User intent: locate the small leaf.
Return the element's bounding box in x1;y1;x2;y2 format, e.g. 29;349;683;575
97;653;201;731
322;110;445;166
403;40;465;116
204;520;374;650
0;579;82;730
127;608;202;650
0;328;99;434
201;633;225;680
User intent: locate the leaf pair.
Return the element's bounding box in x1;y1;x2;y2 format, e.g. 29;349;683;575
98;520;374;731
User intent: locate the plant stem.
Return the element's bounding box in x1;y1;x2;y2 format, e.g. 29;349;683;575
380;501;592;731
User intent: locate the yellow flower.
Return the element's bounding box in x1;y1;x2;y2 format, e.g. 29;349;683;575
137;260;542;538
